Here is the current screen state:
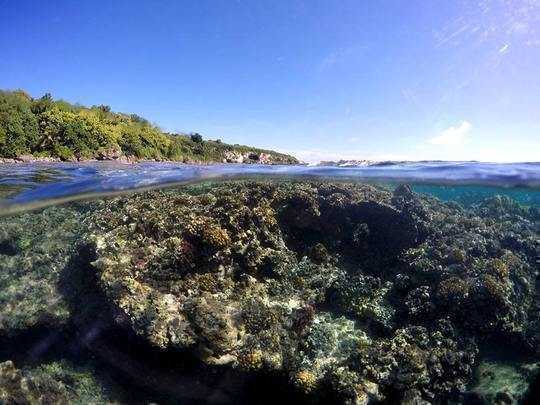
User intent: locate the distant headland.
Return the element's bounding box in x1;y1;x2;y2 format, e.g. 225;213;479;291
0;89;298;165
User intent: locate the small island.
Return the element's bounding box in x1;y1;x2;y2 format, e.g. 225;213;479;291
0;89;298;165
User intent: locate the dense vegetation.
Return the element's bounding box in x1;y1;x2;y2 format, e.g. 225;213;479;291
0;89;297;163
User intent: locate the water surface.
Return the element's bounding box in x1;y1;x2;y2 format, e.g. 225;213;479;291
1;161;539;213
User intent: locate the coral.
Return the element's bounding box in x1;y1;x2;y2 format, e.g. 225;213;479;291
405;285;435;319
0;204;92;334
0;360;108;404
438;276;471;301
328;273;396;331
237;349;264;370
294;370;317;393
475;195;533;221
445;248;467;264
184;217;231;250
353;323;478;401
307;243;330;264
83;181;538;402
470;358;540;404
0;360;68;404
1;180;538;403
489;256;510;279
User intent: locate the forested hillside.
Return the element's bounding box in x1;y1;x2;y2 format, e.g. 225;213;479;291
0;90;297;164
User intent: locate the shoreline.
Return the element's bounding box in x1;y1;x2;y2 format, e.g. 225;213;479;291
0;155;299;166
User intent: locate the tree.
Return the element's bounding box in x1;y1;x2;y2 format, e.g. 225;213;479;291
129;113;149;125
0;89;297;163
190;132;203;143
0;90;40;157
31;93;53;114
13;89;32;101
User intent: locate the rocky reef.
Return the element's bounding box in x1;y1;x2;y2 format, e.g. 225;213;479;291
0;180;538;404
0;204;93;333
0;359;109;404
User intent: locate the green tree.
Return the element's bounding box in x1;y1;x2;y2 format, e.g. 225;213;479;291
129;114;149;125
190;132;203;143
31;93;54;114
37;108;118;159
0;89;298;163
0;90;40;157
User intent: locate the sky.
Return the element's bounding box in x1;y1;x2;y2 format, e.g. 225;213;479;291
1;0;539;163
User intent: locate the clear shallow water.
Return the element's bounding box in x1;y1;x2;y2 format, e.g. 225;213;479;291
0;161;539;213
0;163;539;404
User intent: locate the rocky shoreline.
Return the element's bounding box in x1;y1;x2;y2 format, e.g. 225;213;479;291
0;150;298;165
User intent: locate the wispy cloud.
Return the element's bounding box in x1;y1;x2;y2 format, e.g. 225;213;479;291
435;22;471;48
508;21;529;35
498;43;510;54
434;0;540;50
429;121;472;146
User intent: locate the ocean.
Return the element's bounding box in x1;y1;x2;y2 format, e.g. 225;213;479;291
0;161;538;404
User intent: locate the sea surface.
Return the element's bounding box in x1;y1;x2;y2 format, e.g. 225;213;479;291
1;161;539;212
0;161;539;404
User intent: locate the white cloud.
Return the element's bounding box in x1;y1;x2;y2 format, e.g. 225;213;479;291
429;121;472;146
290;149;411;164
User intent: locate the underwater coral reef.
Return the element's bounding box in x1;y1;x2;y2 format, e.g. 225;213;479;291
0;181;538;404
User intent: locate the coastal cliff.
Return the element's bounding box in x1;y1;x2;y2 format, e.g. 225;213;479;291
0;90;298;165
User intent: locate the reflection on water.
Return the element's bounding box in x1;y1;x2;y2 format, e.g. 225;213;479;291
0;167;539;404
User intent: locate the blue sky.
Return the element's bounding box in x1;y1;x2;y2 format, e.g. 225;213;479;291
1;0;539;162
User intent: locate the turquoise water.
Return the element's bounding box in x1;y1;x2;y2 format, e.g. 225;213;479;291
410;184;540;207
0;162;539;404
